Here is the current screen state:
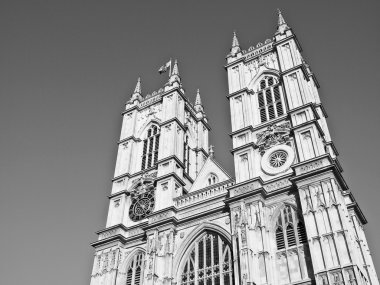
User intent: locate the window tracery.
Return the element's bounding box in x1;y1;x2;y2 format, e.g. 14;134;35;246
275;205;312;283
180;231;233;285
141;125;160;170
126;252;145;285
258;76;285;123
275;205;307;250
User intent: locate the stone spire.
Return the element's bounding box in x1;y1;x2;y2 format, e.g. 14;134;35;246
134;77;141;94
194;89;204;113
194;89;205;115
169;59;181;85
230;31;241;56
277;9;290;34
131;77;143;102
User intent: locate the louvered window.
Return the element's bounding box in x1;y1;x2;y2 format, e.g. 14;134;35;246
275;205;308;250
275;206;312;283
184;136;190;175
297;222;307;244
125;252;145;285
141;125;160;170
276;227;285;250
257;76;285;123
180;231;233;285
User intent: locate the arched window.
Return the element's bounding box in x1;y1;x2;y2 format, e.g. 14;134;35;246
274;205;312;283
184;136;190;175
275;205;306;250
207;174;218;186
257;76;285;124
141;125;160;170
126;252;145;285
180;231;233;285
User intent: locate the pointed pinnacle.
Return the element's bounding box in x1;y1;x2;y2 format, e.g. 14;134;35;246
195;89;202;106
133;77;142;94
277;9;289;29
171;59;179;76
232;30;240;48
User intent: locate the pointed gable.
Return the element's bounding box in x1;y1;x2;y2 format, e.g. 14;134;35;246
189;156;232;193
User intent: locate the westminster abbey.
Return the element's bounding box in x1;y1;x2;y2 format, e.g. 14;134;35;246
89;10;379;285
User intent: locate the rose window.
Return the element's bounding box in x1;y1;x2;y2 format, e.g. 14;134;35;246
269;150;288;168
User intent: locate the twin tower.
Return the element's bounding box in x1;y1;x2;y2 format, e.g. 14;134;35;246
89;11;379;285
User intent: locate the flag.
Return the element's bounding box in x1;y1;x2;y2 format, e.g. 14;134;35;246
158;60;171;74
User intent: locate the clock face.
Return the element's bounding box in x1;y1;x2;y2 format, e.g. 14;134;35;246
129;191;155;222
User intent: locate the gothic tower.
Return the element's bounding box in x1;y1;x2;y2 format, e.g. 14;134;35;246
89;11;379;285
225;9;379;285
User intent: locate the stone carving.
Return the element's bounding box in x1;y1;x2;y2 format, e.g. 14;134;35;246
263;178;292;192
100;229;117;239
149;211;170;223
256;121;291;155
233;181;255;196
244;41;273;61
299;160;323;173
174;182;232;208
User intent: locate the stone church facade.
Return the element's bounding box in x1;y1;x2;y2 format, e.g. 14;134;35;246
89;11;379;285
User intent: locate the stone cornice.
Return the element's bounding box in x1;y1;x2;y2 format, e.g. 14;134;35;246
290;119;325;138
229;126;254;138
156;172;186;186
226;87;253;99
273;32;303;52
290;154;348;190
112;167;157;182
230;142;257;154
160;117;186;131
287;102;320;120
118;136;141;145
280;63;309;81
326;141;339;156
315;103;328;118
346;199;367;225
157;155;185;169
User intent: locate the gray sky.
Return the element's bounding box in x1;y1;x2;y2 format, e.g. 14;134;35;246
1;1;379;284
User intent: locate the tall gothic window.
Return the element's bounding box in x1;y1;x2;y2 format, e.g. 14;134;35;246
258;76;285;123
184;136;190;175
126;252;145;285
275;205;307;250
275;205;311;284
141;125;160;170
180;231;233;285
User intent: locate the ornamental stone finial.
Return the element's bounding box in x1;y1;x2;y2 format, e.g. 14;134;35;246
169;59;181;85
130;77;143;102
277;9;290;34
194;89;204;113
230;30;241;56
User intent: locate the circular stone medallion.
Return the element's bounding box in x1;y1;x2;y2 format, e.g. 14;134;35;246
261;145;295;175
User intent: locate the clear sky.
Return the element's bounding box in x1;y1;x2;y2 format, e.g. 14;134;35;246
1;1;379;284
